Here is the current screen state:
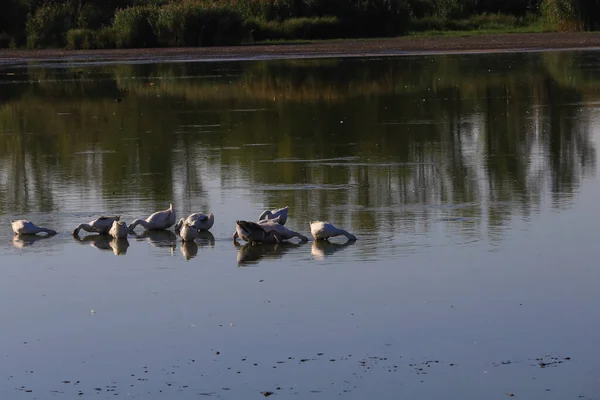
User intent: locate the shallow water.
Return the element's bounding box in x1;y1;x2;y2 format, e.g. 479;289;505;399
1;51;600;399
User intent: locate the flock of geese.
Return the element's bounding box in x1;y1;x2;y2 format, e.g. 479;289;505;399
10;205;358;247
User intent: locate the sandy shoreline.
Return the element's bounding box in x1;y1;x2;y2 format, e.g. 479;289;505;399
1;32;600;65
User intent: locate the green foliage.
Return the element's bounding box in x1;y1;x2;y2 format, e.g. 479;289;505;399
96;27;118;48
410;13;531;31
232;0;411;36
113;5;158;48
280;16;341;39
66;26;118;49
153;2;244;47
66;28;95;49
246;16;341;40
227;0;300;21
111;3;245;48
539;0;600;31
407;0;477;19
540;0;580;31
76;2;110;29
6;0;600;49
26;2;76;48
474;0;540;16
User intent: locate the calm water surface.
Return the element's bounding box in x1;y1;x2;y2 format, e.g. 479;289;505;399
0;50;599;399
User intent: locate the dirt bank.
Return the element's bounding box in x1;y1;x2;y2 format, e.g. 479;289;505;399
1;32;600;65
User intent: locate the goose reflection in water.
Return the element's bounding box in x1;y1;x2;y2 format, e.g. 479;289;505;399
12;234;55;249
132;230;177;254
311;239;356;260
235;241;305;266
73;234;130;256
179;231;215;260
180;241;198;260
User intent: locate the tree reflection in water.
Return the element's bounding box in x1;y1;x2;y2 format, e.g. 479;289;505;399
0;51;596;248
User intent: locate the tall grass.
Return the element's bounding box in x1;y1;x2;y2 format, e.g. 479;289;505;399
113;6;159;48
153;2;244;47
66;27;117;49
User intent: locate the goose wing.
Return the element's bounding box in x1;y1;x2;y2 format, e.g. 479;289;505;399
93;215;120;231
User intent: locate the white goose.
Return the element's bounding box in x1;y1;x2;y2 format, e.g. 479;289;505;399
73;215;120;235
233;220;282;244
175;213;214;232
109;220;129;239
11;220;57;236
310;221;356;241
258;220;308;242
129;203;176;232
179;222;200;242
258;206;289;225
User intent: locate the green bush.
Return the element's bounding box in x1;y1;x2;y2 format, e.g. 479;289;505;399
281;16;341;39
154;2;245;47
26;2;76;48
96;26;118;48
66;28;95;49
410;13;529;31
113;6;158;48
66;27;118;49
235;0;411;36
539;0;580;31
246;16;342;40
230;0;301;21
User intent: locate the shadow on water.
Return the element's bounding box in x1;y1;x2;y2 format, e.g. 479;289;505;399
132;230;177;252
0;51;598;250
235;241;306;266
72;233;129;256
179;231;215;260
310;239;356;260
180;241;198;260
11;234;56;249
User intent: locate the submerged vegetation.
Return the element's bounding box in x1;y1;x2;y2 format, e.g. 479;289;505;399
0;0;599;49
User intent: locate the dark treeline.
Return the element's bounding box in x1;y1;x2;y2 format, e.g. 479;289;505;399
1;0;599;50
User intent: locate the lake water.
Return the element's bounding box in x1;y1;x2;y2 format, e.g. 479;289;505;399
0;50;599;399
